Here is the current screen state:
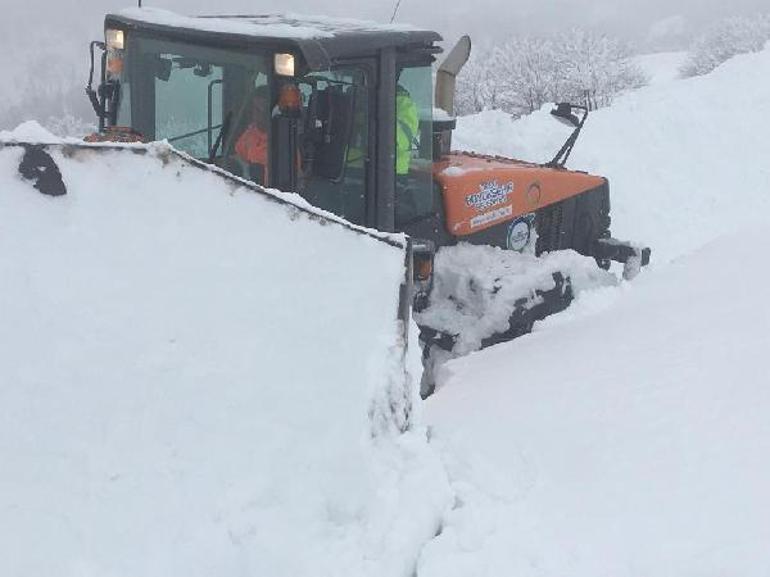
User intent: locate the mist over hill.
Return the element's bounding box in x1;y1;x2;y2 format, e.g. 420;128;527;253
0;0;766;131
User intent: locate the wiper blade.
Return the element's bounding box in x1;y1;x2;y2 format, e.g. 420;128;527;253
167;124;222;144
209;111;233;162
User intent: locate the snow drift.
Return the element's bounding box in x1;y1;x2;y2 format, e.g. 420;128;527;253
420;228;770;577
0;139;450;577
419;46;770;577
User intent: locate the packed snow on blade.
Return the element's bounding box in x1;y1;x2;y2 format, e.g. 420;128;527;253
415;243;617;394
0;134;452;577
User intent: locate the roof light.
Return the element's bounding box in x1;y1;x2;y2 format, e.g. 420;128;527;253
106;29;125;51
274;53;295;77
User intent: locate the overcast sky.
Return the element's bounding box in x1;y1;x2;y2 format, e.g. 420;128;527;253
3;0;768;48
0;0;766;123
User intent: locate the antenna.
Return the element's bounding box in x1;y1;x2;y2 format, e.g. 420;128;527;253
389;0;403;23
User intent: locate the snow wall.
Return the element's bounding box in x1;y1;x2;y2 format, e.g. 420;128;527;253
0;141;450;577
419;46;770;577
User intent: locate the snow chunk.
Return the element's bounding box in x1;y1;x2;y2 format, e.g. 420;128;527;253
416;243;616;356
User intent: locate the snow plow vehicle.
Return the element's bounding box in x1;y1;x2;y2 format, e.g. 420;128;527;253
14;8;650;392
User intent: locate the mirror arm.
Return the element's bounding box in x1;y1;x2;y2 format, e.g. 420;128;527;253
545;106;588;168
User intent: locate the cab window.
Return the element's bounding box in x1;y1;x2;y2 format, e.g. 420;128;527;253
120;36;270;184
395;66;434;228
297;68;369;226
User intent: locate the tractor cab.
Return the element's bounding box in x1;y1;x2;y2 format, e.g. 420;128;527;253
89;8;444;234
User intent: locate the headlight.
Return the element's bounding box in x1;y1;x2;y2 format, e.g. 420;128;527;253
274;53;295;77
106;29;125;51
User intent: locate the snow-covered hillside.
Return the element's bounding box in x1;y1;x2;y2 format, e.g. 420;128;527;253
632;51;687;85
454;46;770;263
420;46;770;577
0;140;450;577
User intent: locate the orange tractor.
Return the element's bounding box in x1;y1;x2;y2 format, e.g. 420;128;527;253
80;8;648;386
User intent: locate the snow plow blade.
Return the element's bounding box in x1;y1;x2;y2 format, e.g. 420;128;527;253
0;138;457;576
0;138;414;350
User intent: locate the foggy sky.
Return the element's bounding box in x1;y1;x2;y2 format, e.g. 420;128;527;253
0;0;765;122
3;0;768;48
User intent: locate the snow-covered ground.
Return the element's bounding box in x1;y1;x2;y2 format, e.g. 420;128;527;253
419;229;770;577
420;46;770;576
2;34;770;577
0;140;450;577
632;51;688;85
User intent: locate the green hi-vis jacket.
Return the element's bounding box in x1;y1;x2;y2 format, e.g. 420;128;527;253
396;86;419;175
347;86;419;174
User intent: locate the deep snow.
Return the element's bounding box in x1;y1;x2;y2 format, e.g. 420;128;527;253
0;141;451;577
419;46;770;576
419;229;770;577
1;35;769;577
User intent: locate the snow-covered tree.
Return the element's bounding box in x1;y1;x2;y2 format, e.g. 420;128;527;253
491;37;561;115
680;14;770;78
454;47;502;116
454;29;647;117
557;29;648;110
0;44;93;135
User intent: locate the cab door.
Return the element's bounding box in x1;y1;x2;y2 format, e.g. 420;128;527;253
297;64;374;227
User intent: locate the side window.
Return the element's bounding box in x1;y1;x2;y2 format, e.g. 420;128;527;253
224;74;271;185
154;56;223;158
395;66;434;228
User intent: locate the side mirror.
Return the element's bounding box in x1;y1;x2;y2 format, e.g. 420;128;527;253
312;85;356;182
545;102;589;168
153;56;172;82
551;102;581;128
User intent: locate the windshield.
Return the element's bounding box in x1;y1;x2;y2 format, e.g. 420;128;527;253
116;36;270;172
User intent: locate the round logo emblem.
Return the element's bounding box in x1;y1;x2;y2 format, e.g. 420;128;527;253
526;183;542;206
507;217;531;252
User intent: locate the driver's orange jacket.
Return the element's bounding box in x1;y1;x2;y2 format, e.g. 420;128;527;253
235;124;268;166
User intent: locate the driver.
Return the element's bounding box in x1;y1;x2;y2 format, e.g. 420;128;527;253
235;85;270;184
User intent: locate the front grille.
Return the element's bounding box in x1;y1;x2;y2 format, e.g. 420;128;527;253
536;202;565;254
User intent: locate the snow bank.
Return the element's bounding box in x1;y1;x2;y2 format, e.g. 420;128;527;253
455;46;770;262
422;45;770;577
0;142;450;577
420;227;770;577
